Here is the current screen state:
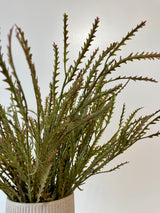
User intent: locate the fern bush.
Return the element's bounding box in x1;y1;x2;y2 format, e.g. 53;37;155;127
0;14;160;203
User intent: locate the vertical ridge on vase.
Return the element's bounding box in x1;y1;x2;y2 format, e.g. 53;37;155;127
6;193;74;213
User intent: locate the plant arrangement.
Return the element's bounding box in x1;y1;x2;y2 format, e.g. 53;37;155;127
0;13;160;203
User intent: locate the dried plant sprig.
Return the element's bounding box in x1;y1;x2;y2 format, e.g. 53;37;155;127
67;16;100;84
105;21;146;63
0;14;160;202
63;13;69;75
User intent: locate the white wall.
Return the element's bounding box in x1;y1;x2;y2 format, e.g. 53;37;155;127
0;0;160;212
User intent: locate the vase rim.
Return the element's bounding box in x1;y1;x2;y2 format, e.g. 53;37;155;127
6;193;74;206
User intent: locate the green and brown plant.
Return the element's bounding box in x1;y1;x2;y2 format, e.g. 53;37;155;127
0;13;160;203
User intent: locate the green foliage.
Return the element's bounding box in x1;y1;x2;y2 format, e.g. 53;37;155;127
0;13;160;202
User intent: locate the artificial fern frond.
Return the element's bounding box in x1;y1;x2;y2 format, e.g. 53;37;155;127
63;13;69;75
67;16;100;83
105;21;146;62
7;27;28;116
140;131;160;139
15;26;44;123
0;47;26;119
16;26;44;163
135;111;160;140
51;42;60;108
105;75;157;83
92;161;129;175
107;52;160;74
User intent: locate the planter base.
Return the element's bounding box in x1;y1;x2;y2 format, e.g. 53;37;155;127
6;193;75;213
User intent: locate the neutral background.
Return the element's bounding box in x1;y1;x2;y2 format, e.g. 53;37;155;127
0;0;160;212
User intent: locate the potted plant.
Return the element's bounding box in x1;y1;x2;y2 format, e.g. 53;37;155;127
0;13;160;213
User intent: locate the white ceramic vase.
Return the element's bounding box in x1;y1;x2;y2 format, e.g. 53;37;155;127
6;193;75;213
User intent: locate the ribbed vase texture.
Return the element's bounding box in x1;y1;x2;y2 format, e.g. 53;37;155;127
6;194;74;213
